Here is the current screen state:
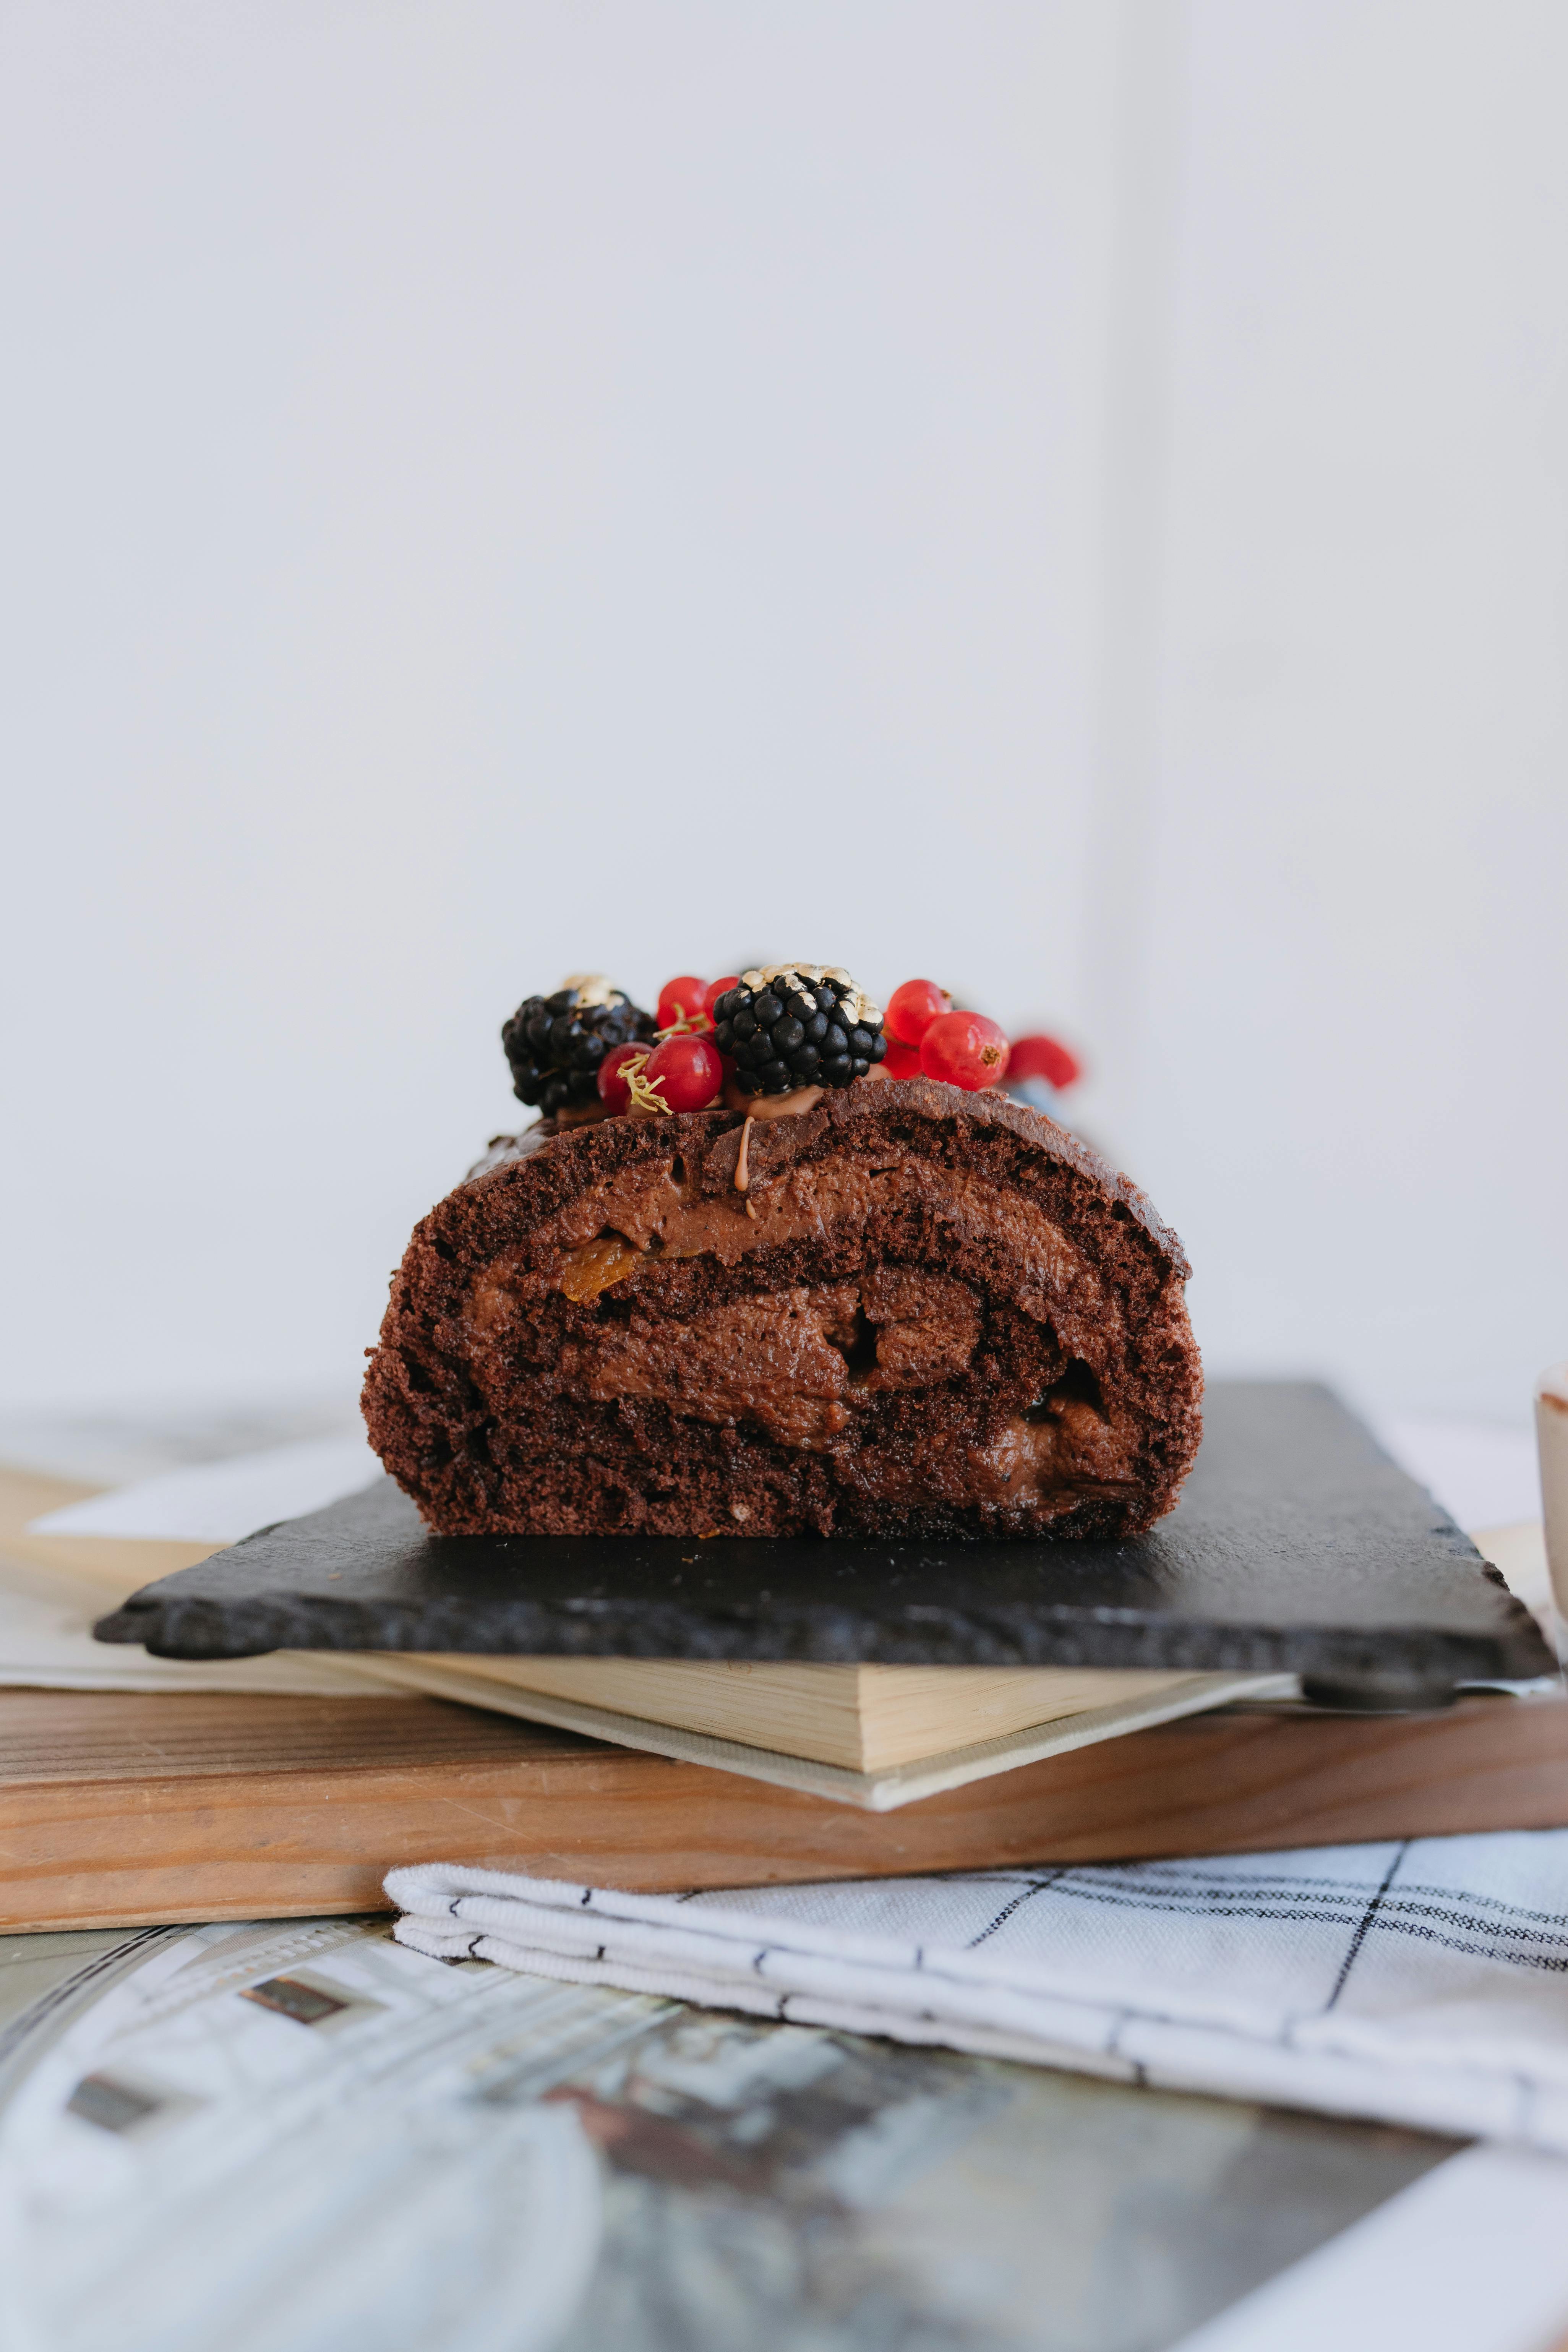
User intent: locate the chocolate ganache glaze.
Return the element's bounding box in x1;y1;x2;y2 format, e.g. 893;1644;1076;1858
362;1077;1203;1539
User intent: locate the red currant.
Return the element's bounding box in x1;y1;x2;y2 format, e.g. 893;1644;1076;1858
703;974;740;1022
642;1033;723;1111
885;978;952;1048
1007;1033;1082;1090
920;1011;1010;1090
880;1037;924;1079
597;1041;649;1115
656;975;709;1032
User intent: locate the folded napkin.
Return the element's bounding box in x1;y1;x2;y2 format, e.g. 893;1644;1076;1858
390;1830;1568;2150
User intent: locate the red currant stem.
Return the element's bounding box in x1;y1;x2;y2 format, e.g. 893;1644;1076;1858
654;1007;711;1041
624;1056;671;1114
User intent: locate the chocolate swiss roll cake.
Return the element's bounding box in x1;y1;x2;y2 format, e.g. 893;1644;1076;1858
363;1053;1203;1541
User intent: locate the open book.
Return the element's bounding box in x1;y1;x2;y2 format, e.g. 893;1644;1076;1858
384;1653;1239;1771
346;1650;1287;1809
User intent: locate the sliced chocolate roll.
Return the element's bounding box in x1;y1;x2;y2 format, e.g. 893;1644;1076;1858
363;1078;1203;1539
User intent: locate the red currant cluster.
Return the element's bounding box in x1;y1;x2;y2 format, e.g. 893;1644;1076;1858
882;979;1082;1095
597;973;739;1115
591;968;1083;1117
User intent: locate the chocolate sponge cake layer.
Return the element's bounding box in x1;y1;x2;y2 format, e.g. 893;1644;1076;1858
363;1079;1203;1540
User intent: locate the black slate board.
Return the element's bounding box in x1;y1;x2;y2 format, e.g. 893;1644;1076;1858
94;1384;1552;1706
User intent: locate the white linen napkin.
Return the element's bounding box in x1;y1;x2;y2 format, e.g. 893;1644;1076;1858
389;1830;1568;2150
25;1433;379;1543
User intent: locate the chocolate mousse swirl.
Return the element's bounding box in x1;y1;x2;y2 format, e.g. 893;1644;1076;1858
362;1078;1203;1541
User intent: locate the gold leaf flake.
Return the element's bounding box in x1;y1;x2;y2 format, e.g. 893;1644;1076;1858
560;973;621;1009
738;964;879;1028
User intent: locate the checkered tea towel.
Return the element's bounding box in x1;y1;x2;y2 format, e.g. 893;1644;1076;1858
390;1833;1568;2149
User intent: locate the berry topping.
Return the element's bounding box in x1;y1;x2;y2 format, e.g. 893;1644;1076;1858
880;1037;924;1079
920;1009;1010;1090
640;1034;724;1113
703;975;740;1022
885;978;952;1047
711;964;886;1095
655;975;710;1033
597;1040;651;1115
1007;1033;1082;1090
502;978;655;1116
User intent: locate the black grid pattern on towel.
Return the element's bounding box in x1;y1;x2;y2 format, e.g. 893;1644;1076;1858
921;1856;1568;1974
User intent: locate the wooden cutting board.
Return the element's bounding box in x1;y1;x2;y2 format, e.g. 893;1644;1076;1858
7;1684;1568;1932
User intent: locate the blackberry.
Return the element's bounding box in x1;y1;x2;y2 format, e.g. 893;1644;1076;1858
711;963;887;1095
501;974;655;1117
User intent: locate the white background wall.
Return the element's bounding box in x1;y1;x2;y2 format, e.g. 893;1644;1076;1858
3;0;1565;1428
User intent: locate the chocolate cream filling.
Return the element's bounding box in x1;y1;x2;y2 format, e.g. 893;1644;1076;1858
463;1151;1136;1503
